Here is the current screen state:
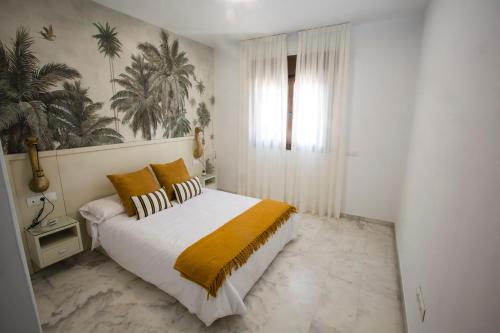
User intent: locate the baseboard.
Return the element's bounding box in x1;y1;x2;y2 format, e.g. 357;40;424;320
340;213;394;228
394;228;408;333
340;212;408;333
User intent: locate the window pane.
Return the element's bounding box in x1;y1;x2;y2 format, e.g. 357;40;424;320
254;79;283;147
293;78;326;151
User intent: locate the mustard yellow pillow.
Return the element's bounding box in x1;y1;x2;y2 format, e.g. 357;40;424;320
107;167;160;217
151;158;191;201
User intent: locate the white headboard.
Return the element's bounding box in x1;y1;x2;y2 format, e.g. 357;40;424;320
6;137;199;272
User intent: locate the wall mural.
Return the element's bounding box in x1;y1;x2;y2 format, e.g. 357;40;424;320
0;0;215;169
92;22;122;131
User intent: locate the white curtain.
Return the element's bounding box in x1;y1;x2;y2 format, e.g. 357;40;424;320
238;35;288;200
287;24;350;218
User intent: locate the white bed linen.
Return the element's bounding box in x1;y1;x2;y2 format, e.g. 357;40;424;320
91;189;297;326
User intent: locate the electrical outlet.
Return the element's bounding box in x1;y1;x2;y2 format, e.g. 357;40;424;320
417;286;426;322
26;192;57;207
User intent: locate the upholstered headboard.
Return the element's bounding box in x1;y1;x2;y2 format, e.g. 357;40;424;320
6;137;200;271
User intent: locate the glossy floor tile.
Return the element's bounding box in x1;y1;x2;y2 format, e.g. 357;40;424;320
31;215;404;333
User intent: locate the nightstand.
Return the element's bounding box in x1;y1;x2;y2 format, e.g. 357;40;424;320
25;216;83;269
200;173;217;189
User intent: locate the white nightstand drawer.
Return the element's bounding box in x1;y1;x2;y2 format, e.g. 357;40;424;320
26;216;84;270
41;237;81;267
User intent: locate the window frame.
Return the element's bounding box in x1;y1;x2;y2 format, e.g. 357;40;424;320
286;55;296;150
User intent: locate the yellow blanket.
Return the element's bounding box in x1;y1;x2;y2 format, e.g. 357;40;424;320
174;199;296;298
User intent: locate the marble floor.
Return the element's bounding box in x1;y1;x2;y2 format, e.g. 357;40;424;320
31;215;404;333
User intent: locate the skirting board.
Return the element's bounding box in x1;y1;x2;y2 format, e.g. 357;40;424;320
340;212;394;228
394;229;409;333
340;212;408;333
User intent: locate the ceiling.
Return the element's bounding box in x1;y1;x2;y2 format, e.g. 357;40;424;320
94;0;428;46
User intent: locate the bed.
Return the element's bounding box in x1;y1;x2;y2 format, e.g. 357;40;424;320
84;188;297;326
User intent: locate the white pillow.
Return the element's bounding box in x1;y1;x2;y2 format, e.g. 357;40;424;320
79;194;125;224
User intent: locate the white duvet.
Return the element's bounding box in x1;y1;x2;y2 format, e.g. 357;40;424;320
90;189;297;326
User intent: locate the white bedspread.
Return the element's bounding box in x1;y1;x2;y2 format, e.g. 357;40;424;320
92;189;297;326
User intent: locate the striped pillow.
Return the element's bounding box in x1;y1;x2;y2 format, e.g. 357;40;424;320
131;187;173;220
173;177;202;204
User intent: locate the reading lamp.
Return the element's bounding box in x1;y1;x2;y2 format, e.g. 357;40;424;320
193;127;208;176
193;127;204;159
25;136;49;193
25;136;53;230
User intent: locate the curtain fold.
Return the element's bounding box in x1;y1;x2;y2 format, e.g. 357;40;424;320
238;24;350;219
238;35;288;200
287;24;350;218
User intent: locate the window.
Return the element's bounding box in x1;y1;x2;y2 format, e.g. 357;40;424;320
288;54;327;153
292;78;326;151
254;79;283;147
286;55;296;150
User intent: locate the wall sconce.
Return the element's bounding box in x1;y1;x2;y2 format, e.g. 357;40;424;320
193;127;204;159
193;127;208;176
25;136;49;193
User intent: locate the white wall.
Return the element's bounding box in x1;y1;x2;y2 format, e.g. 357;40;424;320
397;1;500;332
0;150;41;332
343;15;423;222
214;40;240;193
214;15;424;223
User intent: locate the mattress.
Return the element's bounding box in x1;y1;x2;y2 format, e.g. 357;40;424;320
90;188;297;325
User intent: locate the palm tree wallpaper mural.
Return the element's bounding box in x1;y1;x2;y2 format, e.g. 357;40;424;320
40;25;56;41
111;54;162;140
196;102;211;130
52;81;123;148
0;0;214;158
137;31;196;138
195;79;205;95
111;30;210;140
0;27;81;153
92;22;122;131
